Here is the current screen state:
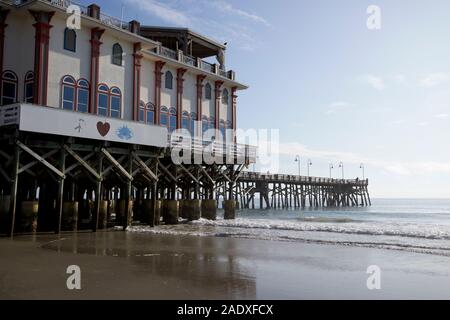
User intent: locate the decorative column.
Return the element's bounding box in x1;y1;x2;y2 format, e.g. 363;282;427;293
196;74;206;136
0;9;10;84
29;10;54;106
89;27;104;114
176;68;187;129
231;86;238;143
154;61;165;124
214;80;224;129
132;42;143;121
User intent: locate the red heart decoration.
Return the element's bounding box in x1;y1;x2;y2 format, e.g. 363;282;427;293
97;121;110;137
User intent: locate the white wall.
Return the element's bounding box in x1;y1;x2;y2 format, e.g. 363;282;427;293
182;71;196;115
160;65;176;110
47;14;91;109
98;32;134;120
3;10;35;102
140;57;155;105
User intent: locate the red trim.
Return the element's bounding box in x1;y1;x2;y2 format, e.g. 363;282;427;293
0;9;10;91
176;68;187;129
214;81;224;130
60;76;90;112
132;43;143;121
89;27;104;114
29;10;55;106
154;61;165;125
196;74;206;136
231;86;237;143
24;71;34;103
96;83;122;118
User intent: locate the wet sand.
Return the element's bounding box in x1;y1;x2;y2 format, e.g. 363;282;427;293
1;231;450;299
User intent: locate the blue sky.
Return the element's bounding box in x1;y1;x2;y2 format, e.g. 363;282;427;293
89;0;450;198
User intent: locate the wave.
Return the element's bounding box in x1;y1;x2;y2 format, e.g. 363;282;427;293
127;217;450;256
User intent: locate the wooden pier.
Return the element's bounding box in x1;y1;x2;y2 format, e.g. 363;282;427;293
0;104;370;236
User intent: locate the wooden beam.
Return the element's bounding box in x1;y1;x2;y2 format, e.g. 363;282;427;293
18;149;59;174
199;165;214;184
133;153;158;181
157;159;177;182
179;164;199;184
64;145;101;181
0;166;11;183
16;141;65;179
65;151;96;174
101;148;133;181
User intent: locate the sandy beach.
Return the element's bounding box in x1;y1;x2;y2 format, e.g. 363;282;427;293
1;231;450;300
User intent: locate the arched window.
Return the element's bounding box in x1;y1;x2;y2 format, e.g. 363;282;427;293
1;71;18;106
202;116;209;135
182;111;190;131
139;101;155;124
209;116;215;132
139;101;146;122
61;75;76;110
112;43;123;66
160;106;168;126
24;71;34;103
165;71;173;90
97;84;109;116
110;87;121;118
169;107;177;132
190;112;196;136
205;83;212;100
219;119;226;141
146;103;155;124
222;88;229;104
64;28;77;52
76;79;89;113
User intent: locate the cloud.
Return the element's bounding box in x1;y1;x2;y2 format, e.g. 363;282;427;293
208;1;270;26
420;72;449;88
417;121;430;127
124;0;191;26
325;101;354;115
263;140;450;176
434;113;449;119
364;75;385;90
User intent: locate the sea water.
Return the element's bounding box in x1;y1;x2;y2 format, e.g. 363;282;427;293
128;199;450;256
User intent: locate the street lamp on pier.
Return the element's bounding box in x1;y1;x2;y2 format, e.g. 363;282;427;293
307;159;312;177
329;163;334;178
294;155;301;176
360;163;365;180
339;162;344;179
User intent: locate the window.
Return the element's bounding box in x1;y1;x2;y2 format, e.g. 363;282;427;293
209;117;215;131
139;101;155;124
139;101;145;122
202;116;209;135
61;75;76;110
222;88;229;104
64;28;76;52
190;112;196;136
112;43;123;66
76;79;89;113
24;71;34;103
97;84;109;116
205;83;211;100
169;107;177;133
219;119;226;141
160;106;168;126
165;71;173;90
1;71;18;106
110;87;121;118
182;111;189;131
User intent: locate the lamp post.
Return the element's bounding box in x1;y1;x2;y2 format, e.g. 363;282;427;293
339;162;344;179
307;159;312;177
360;163;365;180
329;163;334;178
294;155;300;176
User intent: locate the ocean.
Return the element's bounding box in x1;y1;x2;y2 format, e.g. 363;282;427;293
129;199;450;257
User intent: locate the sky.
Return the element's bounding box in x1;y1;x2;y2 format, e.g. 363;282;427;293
87;0;450;198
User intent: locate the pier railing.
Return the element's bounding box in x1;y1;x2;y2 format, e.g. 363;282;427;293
239;171;368;186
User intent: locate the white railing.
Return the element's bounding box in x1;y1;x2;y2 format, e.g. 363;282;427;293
160;47;178;60
169;134;257;163
0;104;20;127
239;171;368;185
